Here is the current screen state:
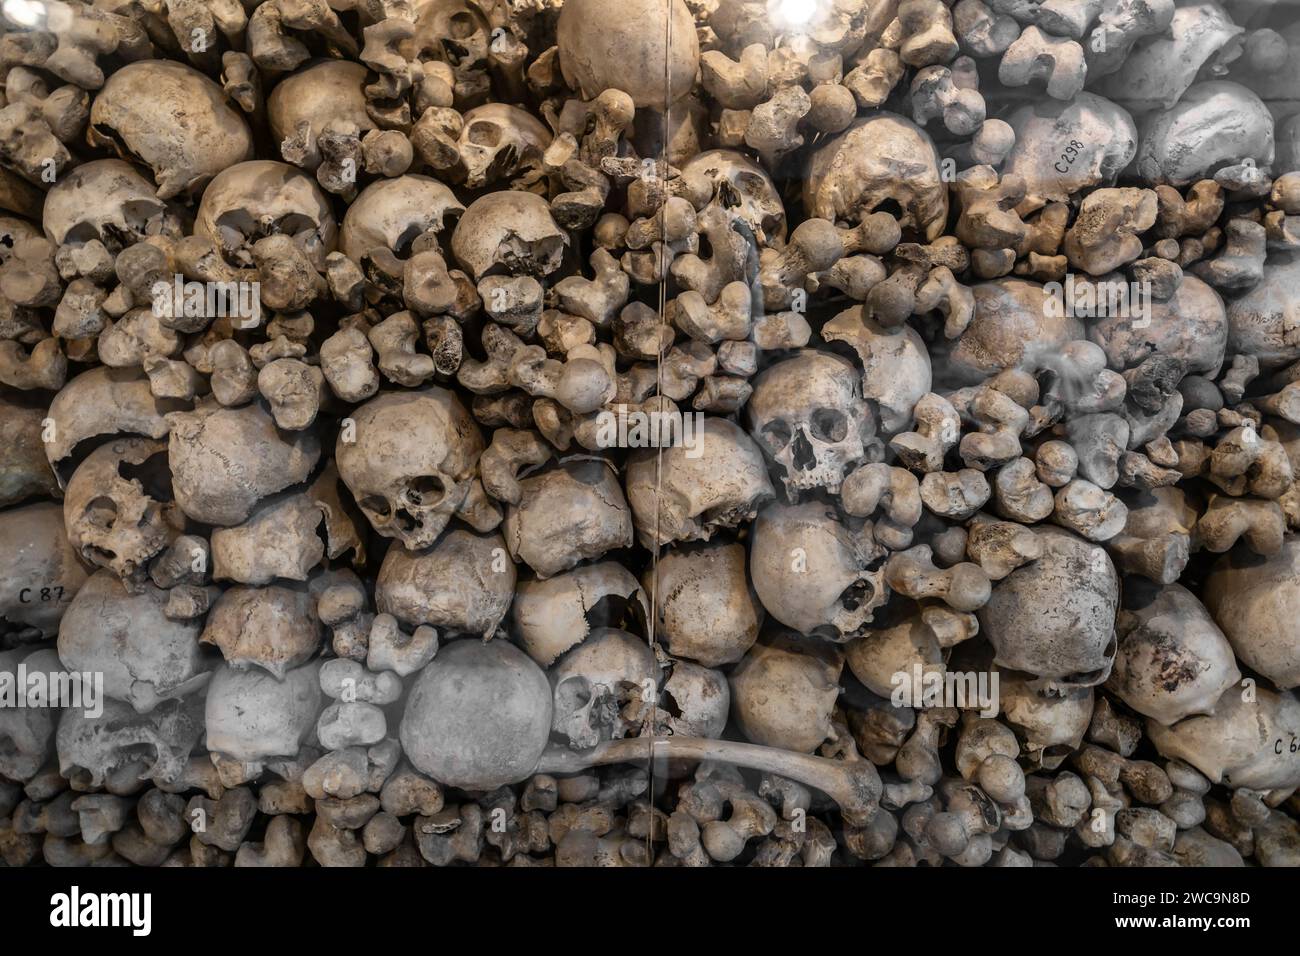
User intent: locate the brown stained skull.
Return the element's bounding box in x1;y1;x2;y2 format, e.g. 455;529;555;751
338;175;465;263
267;60;377;172
549;627;660;750
681;149;788;245
450;190;568;282
62;437;177;586
745;349;882;500
458;103;552;190
195;160;339;269
336;387;485;551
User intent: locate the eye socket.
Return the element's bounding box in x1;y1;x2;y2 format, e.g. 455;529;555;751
467;121;502;147
810;408;848;443
360;495;391;518
761;420;793;450
85;496;118;530
407;475;446;507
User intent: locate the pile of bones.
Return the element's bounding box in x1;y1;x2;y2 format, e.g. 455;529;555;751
4;0;1300;868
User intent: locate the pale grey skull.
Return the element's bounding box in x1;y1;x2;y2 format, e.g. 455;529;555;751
57;694;205;792
746;349;882;500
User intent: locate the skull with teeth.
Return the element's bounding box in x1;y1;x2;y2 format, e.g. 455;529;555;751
457;103;552;190
745;349;882;500
749;501;888;642
41;159;182;253
550;627;660;750
336;387;486;551
57;694;206;792
680;148;788;244
62;437;177;586
195;160;338;269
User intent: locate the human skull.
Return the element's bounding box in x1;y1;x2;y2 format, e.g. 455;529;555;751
512;561;649;667
62;437;176;585
746;349;882;499
458;103;551;190
729;630;843;753
804;113;948;241
338;174;465;262
556;0;699;110
996;670;1094;771
201;584;323;680
822;310;932;434
376;528;516;638
57;694;206;792
204;660;323;772
336;387;485;551
1225;251;1300;370
680;149;787;244
0;647;61;781
1002;94;1138;211
195;160;339;269
648;541;761;667
403;0;493;74
979;527;1119;690
57;570;209;712
1108;581;1241;726
549;627;659;750
625;417;774;549
0;501;90;640
41;159;179;252
657;659;729;739
43;367;181;477
1135;81;1274;187
450;190;568;281
749;501;887;641
267;60;376;171
503;457;634;578
1090;273;1227;377
88;60;254;199
1204;540;1300;691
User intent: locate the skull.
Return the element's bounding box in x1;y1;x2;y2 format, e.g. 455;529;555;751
681;149;787;244
195;160;339;269
625;417;774;549
458;103;552;190
267;60;377;172
336;387;486;551
0;647;61;781
746;349;882;500
450;190;568;281
804;112;948;241
549;627;659;750
978;527;1119;691
56;570;209;712
648;541;761;667
44;367;181;477
1135;81;1274;187
88;60;254;199
376;528;516;638
57;693;206;792
41;159;180;252
404;0;493;74
822;309;932;434
0;501;90;641
503;457;634;578
201;584;323;680
657;658;729;739
1204;540;1300;692
62;437;176;586
1108;581;1241;726
204;660;322;774
1003;93;1138;211
729;630;844;753
749;501;887;641
338;174;465;263
557;0;699;110
512;561;649;667
996;669;1094;771
1226;250;1300;370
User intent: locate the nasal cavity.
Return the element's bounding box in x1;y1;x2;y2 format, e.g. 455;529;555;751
792;429;817;471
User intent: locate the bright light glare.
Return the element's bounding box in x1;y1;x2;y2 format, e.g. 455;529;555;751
777;0;818;25
3;0;45;27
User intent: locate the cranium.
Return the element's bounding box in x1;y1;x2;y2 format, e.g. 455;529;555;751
57;694;206;792
204;660;322;774
201;584;323;679
549;627;660;750
450;190;568;282
822;310;932;434
729;630;844;753
88;60;254;199
625;417;774;549
1135;81;1274;187
746;349;882;500
681;149;787;244
194;160;339;269
0;647;61;781
1204;540;1300;692
512;561;649;667
1090;273;1227;377
647;541;761;667
804;112;948;241
503;457;634;578
338;174;465;263
376;528;516;638
336;387;486;551
657;658;729;739
43;367;182;478
56;570;209;712
0;501;90;641
1002;93;1138;211
1225;250;1300;370
457;103;551;190
1108;581;1241;726
556;0;699;110
41;159;179;252
996;669;1094;771
978;527;1118;691
748;501;887;642
267;60;377;171
403;0;493;75
62;436;176;585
